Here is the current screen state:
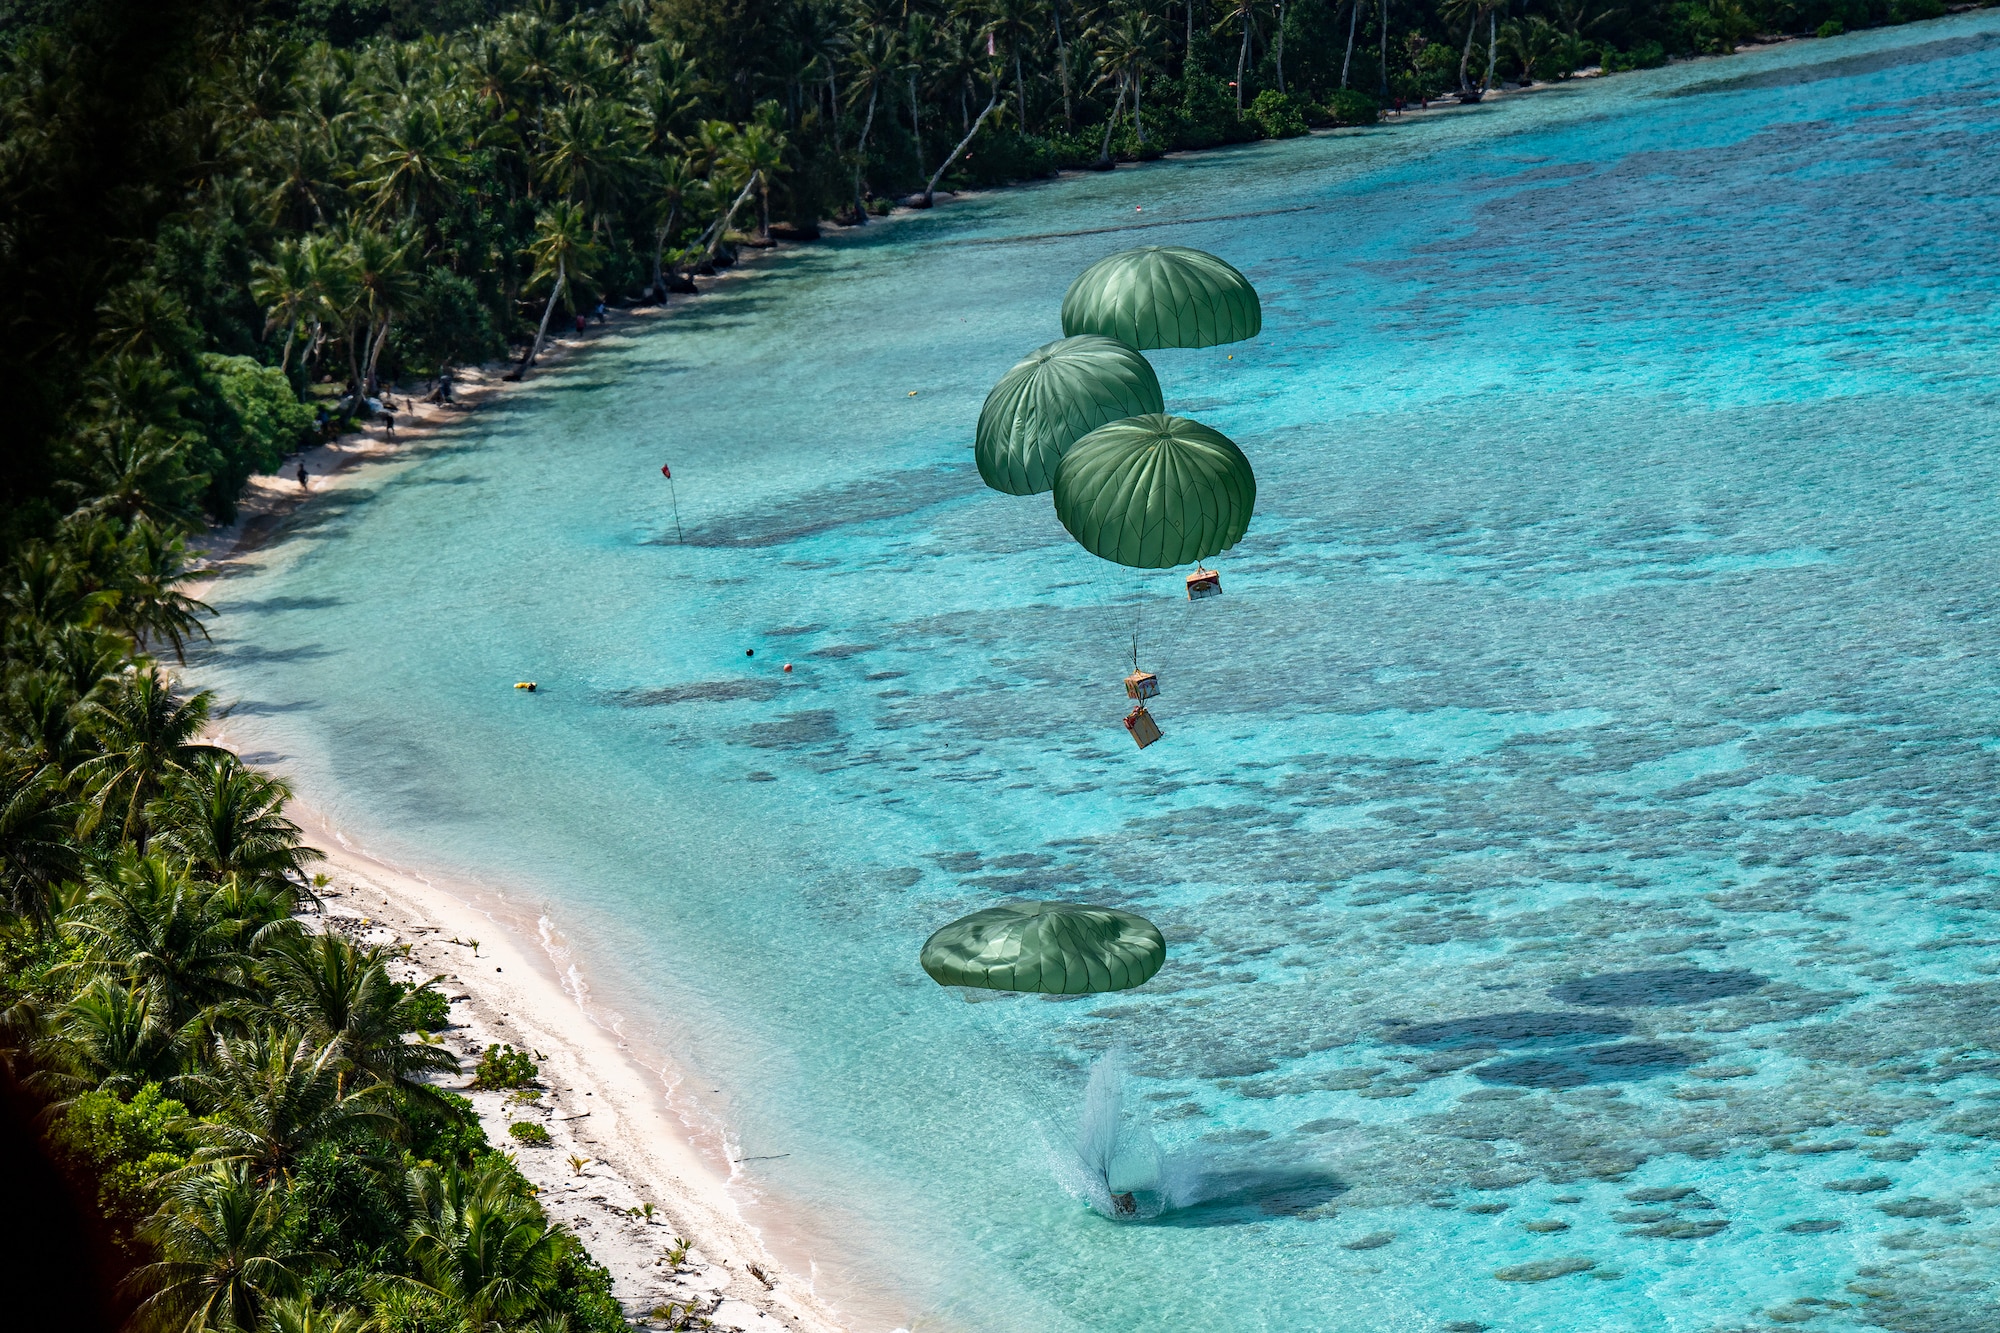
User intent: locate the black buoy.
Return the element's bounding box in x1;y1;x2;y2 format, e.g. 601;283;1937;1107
746;648;755;657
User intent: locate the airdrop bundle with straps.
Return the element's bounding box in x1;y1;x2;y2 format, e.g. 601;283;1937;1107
972;245;1264;749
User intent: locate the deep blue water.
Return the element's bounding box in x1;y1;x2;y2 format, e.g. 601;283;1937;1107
193;17;2000;1331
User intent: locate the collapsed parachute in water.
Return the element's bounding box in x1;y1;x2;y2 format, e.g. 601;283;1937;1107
976;336;1165;496
921;901;1166;995
1060;246;1262;351
1052;413;1256;570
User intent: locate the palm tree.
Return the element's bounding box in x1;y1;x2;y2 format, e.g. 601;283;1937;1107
181;1026;397;1180
0;759;79;926
358;96;463;227
405;1159;567;1330
109;517;213;664
131;1164;310;1333
1094;2;1164;157
1213;0;1260;108
76;668;222;846
536;97;643;218
149;754;319;892
983;0;1046;128
66;420;208;533
636;43;705;157
261;1297;372;1333
1444;0;1499;92
344;228;419;400
1340;0;1360;87
249;240;314;373
720;122;788;239
842;25;899;220
648;155;702;296
262;933;460;1099
509;202;602;381
37;975;188;1100
67;852;254;1028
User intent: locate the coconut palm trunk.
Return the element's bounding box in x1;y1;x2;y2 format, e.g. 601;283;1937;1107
1099;77;1129;162
1341;0;1359;87
852;85;879;221
909;71;926;180
704;172;761;266
516;256;565;380
364;317;394;396
345;323;367;407
1486;11;1498;89
1379;0;1389;96
1055;1;1073;124
1016;48;1026;125
651;205;678;294
1275;0;1286;92
1460;9;1480;90
925;84;1000;205
1236;9;1251;108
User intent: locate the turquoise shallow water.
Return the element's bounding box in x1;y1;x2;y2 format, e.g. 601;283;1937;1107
194;18;2000;1331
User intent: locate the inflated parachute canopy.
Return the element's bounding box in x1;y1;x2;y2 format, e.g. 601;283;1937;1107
976;336;1165;496
921;901;1166;995
1053;414;1256;569
1060;246;1262;351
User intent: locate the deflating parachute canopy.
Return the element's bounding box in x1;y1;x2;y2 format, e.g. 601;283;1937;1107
1060;246;1262;351
976;336;1165;496
1053;414;1256;569
921;901;1166;995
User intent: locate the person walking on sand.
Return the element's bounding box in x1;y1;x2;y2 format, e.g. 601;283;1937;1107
383;410;396;441
594;300;607;325
296;461;310;491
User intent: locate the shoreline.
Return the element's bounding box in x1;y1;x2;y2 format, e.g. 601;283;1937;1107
266;797;855;1333
188;254;876;1332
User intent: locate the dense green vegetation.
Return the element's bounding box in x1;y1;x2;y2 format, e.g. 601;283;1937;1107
0;530;626;1325
0;0;1975;549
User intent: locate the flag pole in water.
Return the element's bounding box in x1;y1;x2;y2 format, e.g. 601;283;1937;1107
660;462;683;544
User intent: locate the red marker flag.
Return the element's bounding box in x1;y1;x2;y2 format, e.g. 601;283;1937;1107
660;463;672;479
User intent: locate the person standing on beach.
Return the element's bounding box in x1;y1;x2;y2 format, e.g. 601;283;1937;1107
296;461;310;491
383;410;396;441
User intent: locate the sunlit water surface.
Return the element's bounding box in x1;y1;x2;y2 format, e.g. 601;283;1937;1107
193;18;2000;1331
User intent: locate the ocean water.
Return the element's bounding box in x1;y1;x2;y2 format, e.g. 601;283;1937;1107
193;18;2000;1331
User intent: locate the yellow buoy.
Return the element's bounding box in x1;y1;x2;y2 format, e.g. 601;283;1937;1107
515;682;537;691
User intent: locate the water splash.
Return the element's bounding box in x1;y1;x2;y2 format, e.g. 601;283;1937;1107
1048;1052;1208;1221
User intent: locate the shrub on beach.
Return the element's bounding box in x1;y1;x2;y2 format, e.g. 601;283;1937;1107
473;1043;541;1089
510;1121;552;1145
1250;91;1311;139
1318;90;1383;127
398;981;452;1031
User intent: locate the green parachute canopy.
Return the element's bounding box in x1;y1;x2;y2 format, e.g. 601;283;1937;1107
1060;246;1263;351
921;901;1166;995
976;336;1165;496
1052;414;1256;569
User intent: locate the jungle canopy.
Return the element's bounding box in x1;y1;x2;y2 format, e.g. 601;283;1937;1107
1059;247;1263;350
1052;414;1256;569
921;901;1166;994
976;336;1166;495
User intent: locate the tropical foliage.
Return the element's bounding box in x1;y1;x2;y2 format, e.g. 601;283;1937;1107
0;523;620;1330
